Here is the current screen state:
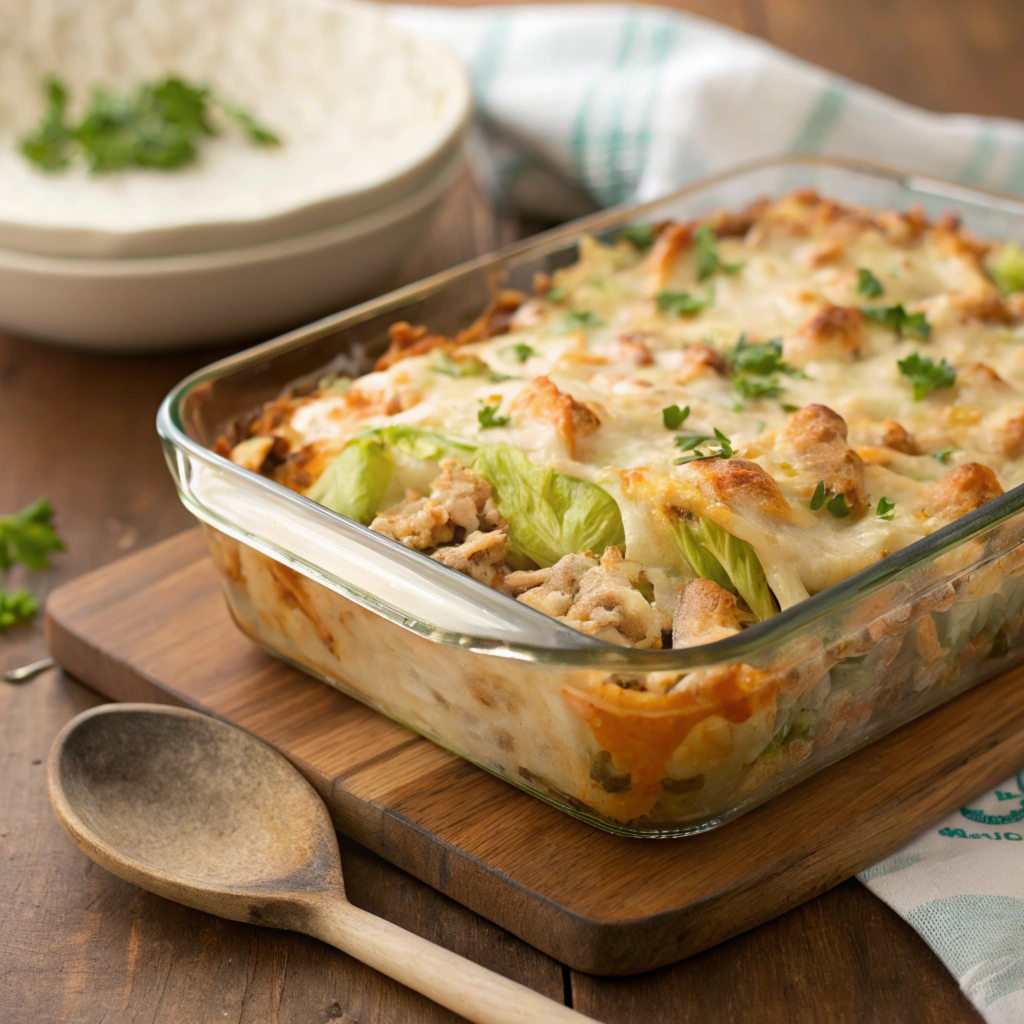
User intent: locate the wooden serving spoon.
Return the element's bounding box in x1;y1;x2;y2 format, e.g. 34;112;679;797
47;703;592;1024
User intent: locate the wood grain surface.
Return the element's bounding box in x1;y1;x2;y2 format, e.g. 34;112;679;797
6;0;1021;1017
43;526;1024;979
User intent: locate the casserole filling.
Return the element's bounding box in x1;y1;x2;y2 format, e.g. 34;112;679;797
217;190;1024;652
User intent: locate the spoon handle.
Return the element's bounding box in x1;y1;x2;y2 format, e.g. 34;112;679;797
309;895;595;1023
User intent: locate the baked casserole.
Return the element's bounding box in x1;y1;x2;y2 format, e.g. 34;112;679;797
190;178;1024;832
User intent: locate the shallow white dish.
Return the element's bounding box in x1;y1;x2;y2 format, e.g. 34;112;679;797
0;0;471;258
0;152;463;352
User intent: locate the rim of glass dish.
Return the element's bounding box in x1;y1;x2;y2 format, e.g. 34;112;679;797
157;153;1024;670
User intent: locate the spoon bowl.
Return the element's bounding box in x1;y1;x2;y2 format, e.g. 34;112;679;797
49;704;341;928
48;703;588;1024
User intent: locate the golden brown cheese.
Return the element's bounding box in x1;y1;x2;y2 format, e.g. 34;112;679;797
225;190;1024;651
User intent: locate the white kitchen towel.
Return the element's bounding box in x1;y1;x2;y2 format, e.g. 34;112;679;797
858;771;1024;1024
389;3;1024;220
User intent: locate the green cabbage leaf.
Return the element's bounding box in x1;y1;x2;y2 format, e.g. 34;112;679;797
472;445;625;569
670;512;778;621
307;438;394;525
990;241;1024;294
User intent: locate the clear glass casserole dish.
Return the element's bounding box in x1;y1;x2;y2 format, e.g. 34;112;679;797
158;156;1024;838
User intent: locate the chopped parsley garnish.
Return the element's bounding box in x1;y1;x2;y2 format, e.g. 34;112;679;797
662;404;690;430
674;433;714;450
546;286;568;302
563;310;604;330
810;481;851;518
1;497;64;572
0;496;64;632
898;352;956;400
876;496;896;521
695;225;744;281
728;334;802;400
0;589;38;630
674;428;733;465
504;342;536;364
781;403;802;413
477;403;510;429
856;268;884;298
862;303;931;340
933;448;956;463
19;76;280;175
619;224;657;251
655;289;713;317
430;351;487;378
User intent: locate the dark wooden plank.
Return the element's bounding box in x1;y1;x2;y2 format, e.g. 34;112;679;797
43;527;1024;981
571;880;979;1023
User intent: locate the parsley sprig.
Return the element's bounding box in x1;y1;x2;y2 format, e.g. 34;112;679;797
563;310;604;330
0;497;64;631
655;289;714;317
898;353;956;400
1;497;64;572
20;76;280;175
503;342;536;364
862;303;931;340
856;268;884;298
478;403;510;429
729;334;803;400
662;404;690;430
674;428;733;465
810;481;852;518
0;589;39;630
695;225;744;281
618;224;657;251
876;496;896;521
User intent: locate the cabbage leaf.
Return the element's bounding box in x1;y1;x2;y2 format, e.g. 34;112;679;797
368;425;478;463
671;512;778;621
990;241;1024;294
307;438;394;525
472;445;625;568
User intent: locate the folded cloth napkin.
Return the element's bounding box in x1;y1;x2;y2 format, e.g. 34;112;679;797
859;771;1024;1024
390;2;1024;220
386;4;1024;1016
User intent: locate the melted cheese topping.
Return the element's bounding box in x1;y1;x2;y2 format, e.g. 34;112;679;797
239;192;1024;621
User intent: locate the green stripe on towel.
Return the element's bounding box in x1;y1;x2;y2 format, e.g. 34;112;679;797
790;85;847;153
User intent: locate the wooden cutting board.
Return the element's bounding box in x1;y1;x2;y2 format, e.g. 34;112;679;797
44;528;1024;976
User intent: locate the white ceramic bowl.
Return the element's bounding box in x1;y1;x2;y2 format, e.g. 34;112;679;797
0;152;463;352
0;0;471;257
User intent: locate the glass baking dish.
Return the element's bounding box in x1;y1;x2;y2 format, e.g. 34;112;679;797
157;156;1024;838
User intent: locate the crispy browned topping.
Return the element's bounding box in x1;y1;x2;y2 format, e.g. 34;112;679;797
672;578;743;649
926;463;1004;525
510;375;600;458
375;321;455;372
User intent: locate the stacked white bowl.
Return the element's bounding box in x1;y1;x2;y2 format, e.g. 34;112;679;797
0;0;471;351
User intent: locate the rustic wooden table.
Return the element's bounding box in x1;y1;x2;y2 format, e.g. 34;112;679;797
4;3;1022;1019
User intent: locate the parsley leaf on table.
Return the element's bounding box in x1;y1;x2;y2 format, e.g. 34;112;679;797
0;589;39;630
0;497;64;572
898;353;956;400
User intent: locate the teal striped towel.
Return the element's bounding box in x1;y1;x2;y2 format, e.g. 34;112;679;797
859;771;1024;1023
390;3;1024;219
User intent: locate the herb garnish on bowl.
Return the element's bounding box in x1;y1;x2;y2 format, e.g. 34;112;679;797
20;76;280;174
